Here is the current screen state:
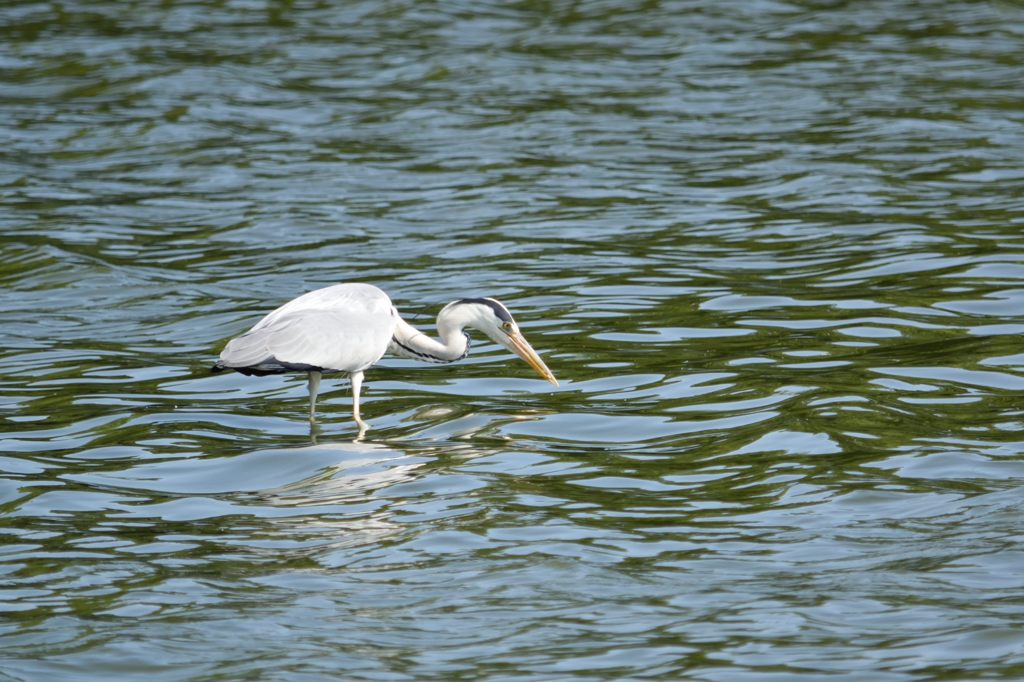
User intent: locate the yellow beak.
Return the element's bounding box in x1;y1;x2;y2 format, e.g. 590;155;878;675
506;331;559;386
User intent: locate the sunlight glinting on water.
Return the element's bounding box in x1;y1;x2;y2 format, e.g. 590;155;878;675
3;0;1024;679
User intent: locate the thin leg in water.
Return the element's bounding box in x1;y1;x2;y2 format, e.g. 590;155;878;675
350;370;369;436
307;370;322;422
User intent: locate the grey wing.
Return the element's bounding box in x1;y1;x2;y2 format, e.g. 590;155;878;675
219;308;395;374
251;283;391;333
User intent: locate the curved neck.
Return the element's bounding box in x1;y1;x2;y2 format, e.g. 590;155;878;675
391;312;470;364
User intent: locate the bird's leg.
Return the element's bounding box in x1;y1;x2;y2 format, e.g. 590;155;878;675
307;370;322;422
350;370;369;437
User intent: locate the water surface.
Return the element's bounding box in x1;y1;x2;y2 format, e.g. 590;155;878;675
3;1;1024;679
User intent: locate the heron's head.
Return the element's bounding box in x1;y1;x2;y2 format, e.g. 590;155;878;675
440;297;558;386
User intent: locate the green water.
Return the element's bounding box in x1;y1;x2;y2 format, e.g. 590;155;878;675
3;1;1024;679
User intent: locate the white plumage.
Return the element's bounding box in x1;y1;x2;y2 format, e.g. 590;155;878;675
214;282;557;434
218;283;395;374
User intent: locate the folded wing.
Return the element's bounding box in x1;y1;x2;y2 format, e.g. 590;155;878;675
217;295;397;376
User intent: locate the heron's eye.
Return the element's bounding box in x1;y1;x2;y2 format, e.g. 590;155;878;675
502;322;514;332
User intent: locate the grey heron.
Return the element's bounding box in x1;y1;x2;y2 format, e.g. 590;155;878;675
212;282;558;433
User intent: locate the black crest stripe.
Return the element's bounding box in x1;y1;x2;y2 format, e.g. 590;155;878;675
456;298;513;323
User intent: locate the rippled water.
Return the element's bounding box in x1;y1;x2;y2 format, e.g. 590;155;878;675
4;0;1024;679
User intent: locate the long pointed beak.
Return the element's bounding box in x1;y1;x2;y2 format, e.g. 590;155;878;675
506;331;559;386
